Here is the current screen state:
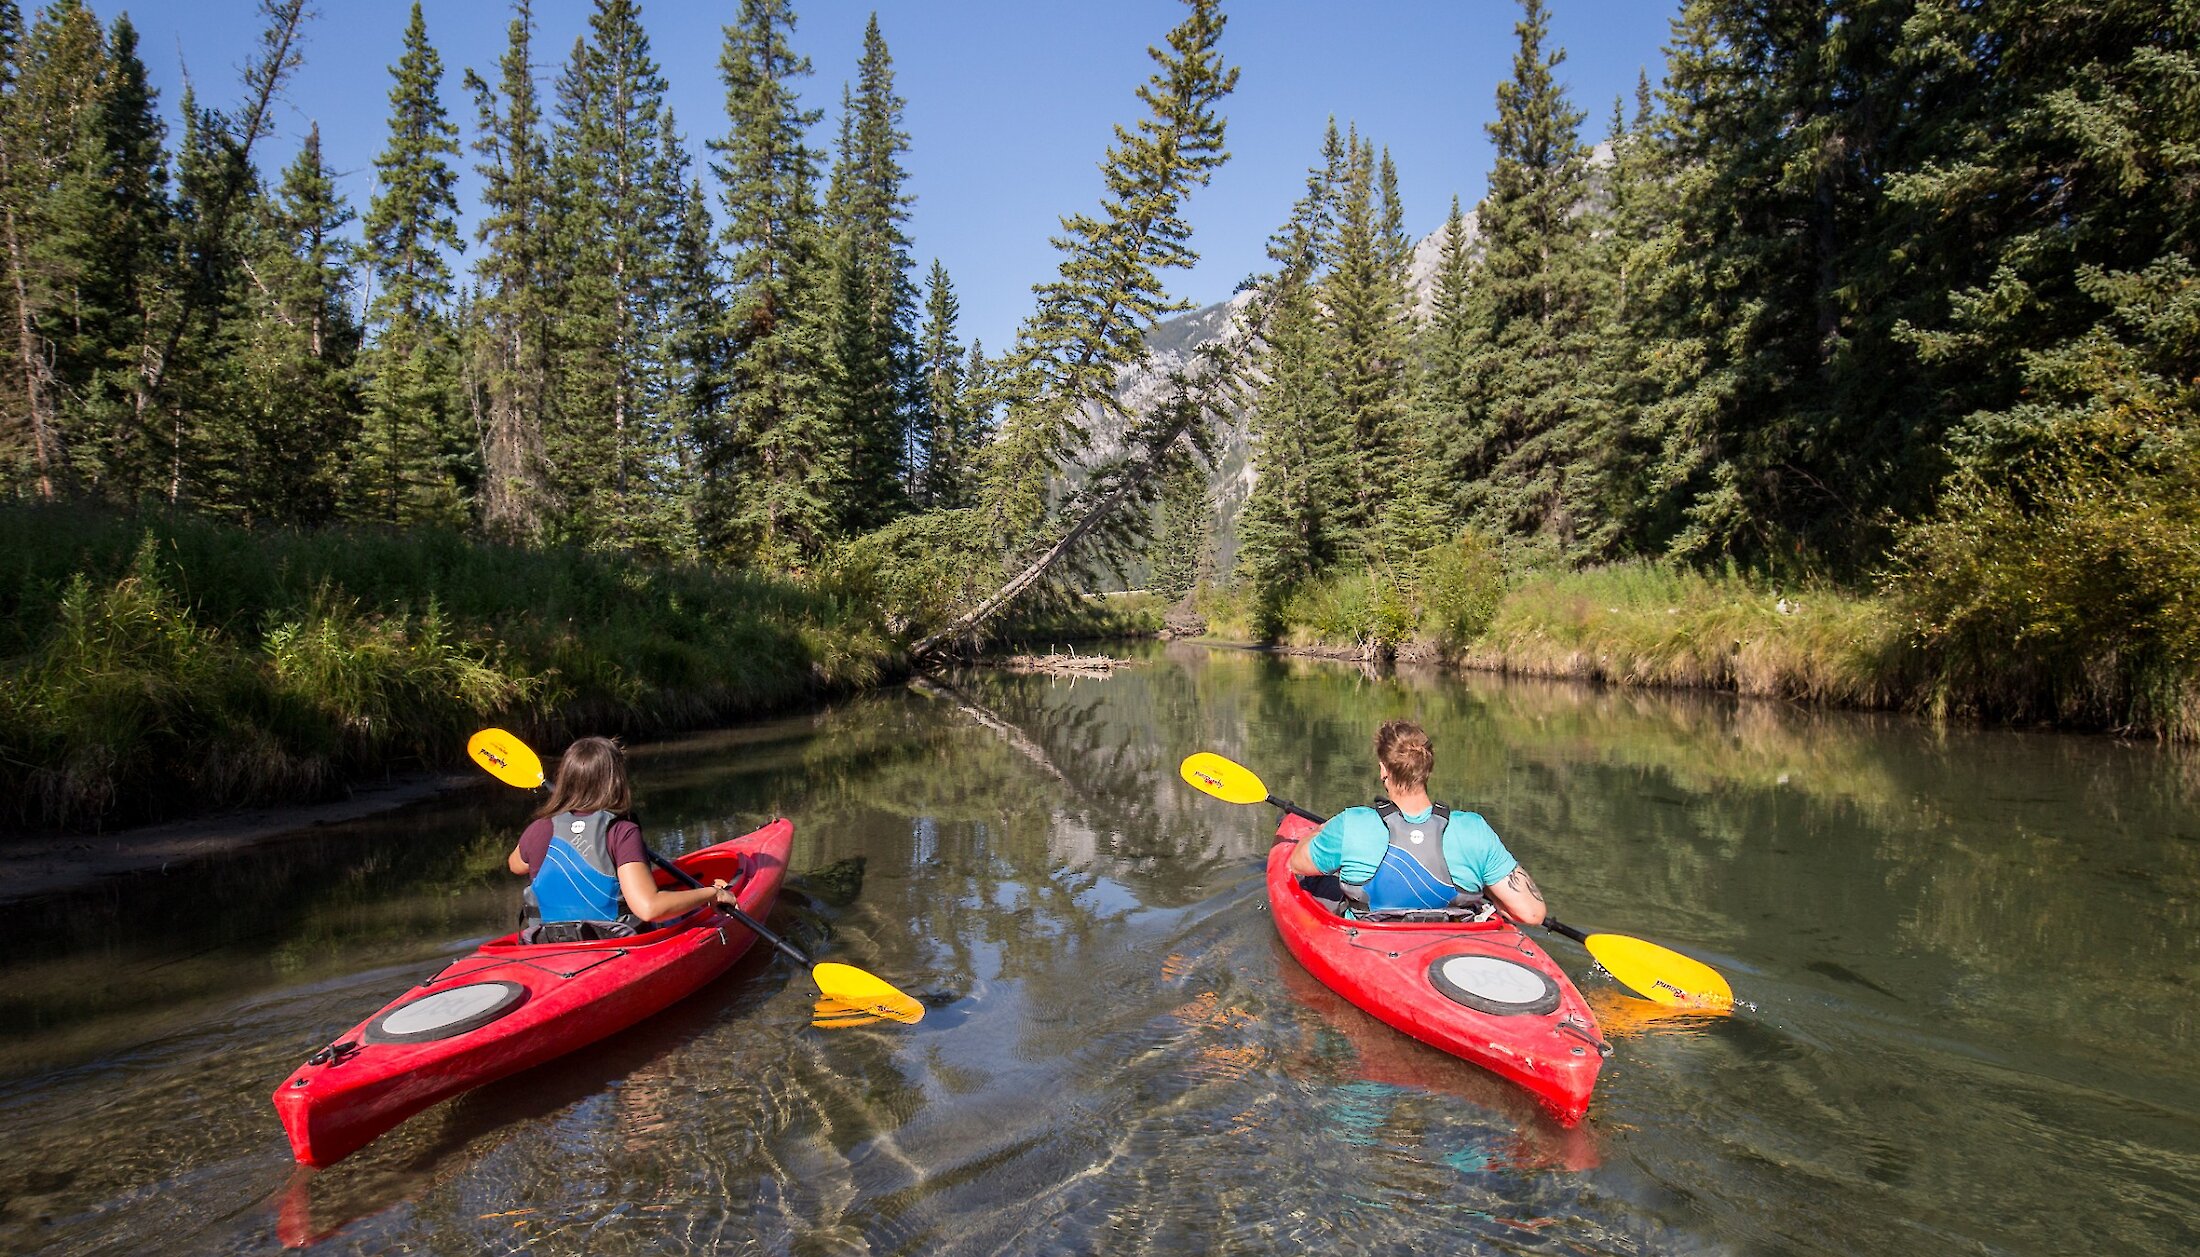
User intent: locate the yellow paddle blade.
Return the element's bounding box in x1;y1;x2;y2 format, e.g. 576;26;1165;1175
468;728;544;789
1584;933;1734;1012
1179;752;1269;806
813;962;924;1024
810;997;886;1030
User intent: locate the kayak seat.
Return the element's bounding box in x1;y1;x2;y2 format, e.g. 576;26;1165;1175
1361;904;1496;924
1299;876;1494;923
520;916;650;945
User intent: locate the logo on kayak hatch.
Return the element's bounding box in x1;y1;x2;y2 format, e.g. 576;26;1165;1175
1409;829;1426;844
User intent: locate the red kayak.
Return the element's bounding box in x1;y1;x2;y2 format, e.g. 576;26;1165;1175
1265;813;1607;1125
273;818;792;1168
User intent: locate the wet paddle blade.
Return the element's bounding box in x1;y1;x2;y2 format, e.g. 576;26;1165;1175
1180;752;1269;806
810;997;887;1030
813;962;925;1024
468;728;544;789
1585;934;1734;1011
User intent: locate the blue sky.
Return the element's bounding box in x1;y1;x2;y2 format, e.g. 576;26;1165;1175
119;1;1675;354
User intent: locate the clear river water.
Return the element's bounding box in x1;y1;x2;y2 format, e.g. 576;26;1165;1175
1;642;2195;1254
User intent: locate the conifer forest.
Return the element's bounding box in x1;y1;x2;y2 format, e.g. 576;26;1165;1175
1;0;2196;827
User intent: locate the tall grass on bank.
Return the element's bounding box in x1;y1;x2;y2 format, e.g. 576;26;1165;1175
1460;563;1911;707
1209;542;2200;739
1236;538;1921;716
0;506;892;829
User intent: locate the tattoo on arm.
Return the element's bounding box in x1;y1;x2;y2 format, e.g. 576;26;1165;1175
1506;867;1544;903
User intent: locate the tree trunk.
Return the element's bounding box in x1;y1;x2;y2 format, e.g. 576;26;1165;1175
3;199;59;499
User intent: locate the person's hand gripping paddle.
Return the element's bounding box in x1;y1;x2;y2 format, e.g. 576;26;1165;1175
1178;751;1734;1011
469;728;924;1026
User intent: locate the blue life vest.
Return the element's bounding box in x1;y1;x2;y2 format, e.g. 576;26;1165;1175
1341;799;1484;914
523;810;625;925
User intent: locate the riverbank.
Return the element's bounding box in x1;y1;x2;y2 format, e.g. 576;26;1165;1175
0;769;475;906
0;505;897;831
1191;557;2200;740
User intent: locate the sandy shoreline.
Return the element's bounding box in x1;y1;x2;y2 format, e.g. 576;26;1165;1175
0;772;476;907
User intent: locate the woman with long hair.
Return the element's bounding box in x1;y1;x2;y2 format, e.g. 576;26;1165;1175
505;736;734;936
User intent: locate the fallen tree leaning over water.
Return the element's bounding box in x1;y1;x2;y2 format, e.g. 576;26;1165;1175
912;344;1243;661
907;0;1241;662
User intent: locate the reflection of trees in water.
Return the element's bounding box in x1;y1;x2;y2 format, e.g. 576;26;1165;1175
343;649;2200;1136
623;649;2200;1073
945;647;2197;1061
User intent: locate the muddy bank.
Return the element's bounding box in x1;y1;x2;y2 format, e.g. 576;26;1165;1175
0;771;475;907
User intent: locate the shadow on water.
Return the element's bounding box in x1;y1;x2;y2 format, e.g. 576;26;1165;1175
1;640;2196;1254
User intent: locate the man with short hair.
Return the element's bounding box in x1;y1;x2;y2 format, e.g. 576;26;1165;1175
1287;718;1546;923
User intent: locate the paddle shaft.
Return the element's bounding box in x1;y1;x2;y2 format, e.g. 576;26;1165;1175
1540;918;1590;944
645;849;814;969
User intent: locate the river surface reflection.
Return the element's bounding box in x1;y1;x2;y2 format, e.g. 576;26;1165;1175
1;642;2195;1253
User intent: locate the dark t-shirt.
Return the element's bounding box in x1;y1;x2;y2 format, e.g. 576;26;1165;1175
518;814;647;874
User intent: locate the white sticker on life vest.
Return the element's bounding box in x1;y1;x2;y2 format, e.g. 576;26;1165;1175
571;821;585;833
1410;830;1425;843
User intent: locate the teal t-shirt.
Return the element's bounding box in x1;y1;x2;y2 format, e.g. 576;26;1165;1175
1306;803;1519;892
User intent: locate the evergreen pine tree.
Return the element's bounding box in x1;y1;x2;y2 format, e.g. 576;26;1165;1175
1318;133;1418;565
1890;0;2200;484
202;122;360;523
663;173;724;538
1456;0;1599;556
1151;452;1213;601
86;12;172;501
981;0;1237;543
547;0;691;553
351;1;467;525
698;0;842;566
1638;0;1915;566
0;0;60;497
166;86;258;508
1237;122;1347;622
827;13;920;530
913;257;981;509
467;0;555;543
1573;76;1668;555
150;0;309;506
913;0;1237;658
3;1;162;498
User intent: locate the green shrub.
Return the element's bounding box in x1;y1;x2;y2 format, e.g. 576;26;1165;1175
1192;581;1254;640
1884;259;2200;738
835;509;1000;637
1283;569;1376;643
1417;531;1506;648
